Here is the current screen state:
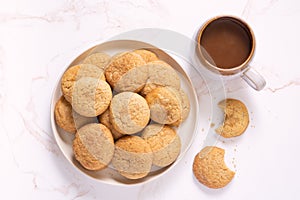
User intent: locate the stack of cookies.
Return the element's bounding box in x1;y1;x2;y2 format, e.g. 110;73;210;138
54;49;190;180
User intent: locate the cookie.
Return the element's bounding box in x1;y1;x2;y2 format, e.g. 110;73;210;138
98;109;123;140
215;99;249;138
114;64;148;93
133;49;158;63
73;123;114;171
170;89;190;126
193;146;235;189
61;64;105;103
72;77;112;117
141;60;181;96
82;52;111;70
110;92;150;134
105;52;146;88
141;124;181;167
145;86;181;124
54;96;97;133
112;135;153;179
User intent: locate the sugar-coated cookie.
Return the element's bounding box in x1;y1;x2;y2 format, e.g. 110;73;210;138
141;60;180;96
105;52;146;88
98;109;123;140
141;124;181;167
110;92;150;134
72;77;112;117
61;64;105;103
82;52;111;70
54;96;97;133
133;49;158;63
193;146;235;189
145;87;181;124
73;123;114;171
215;99;249;138
112;135;153;179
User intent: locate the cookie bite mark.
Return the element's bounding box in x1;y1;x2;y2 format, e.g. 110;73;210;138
215;99;249;138
193;146;235;189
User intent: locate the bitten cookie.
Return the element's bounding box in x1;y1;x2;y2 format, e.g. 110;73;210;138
82;52;111;70
54;96;97;133
98;109;123;140
110;92;150;134
141;60;181;96
145;86;181;124
141;124;181;167
72;77;112;117
112;135;153;179
215;99;249;138
193;146;235;189
73;123;114;171
105;52;146;88
133;49;158;63
61;64;105;103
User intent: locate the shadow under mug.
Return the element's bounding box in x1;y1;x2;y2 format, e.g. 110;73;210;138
196;15;266;91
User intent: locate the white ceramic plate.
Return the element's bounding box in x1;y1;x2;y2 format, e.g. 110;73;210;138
50;40;200;186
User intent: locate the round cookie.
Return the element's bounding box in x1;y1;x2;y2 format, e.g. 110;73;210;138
215;99;249;138
112;135;153;179
72;77;112;117
141;124;181;167
61;64;105;103
73;123;114;171
193;146;235;189
170;89;190;126
145;86;182;124
141;60;181;96
98;109;123;140
133;49;158;63
82;52;111;70
54;96;97;133
110;92;150;135
105;52;146;88
114;64;148;93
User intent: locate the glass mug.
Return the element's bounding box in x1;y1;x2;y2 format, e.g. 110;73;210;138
196;15;266;91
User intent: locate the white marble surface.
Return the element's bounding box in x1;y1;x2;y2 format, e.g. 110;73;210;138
1;0;300;199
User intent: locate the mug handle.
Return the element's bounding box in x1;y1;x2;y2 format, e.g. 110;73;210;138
241;67;266;91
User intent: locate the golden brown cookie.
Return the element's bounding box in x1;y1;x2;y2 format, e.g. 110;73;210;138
82;52;111;70
54;96;97;133
112;135;153;179
110;92;150;134
215;99;249;138
141;124;181;167
170;89;190;126
114;64;148;93
105;52;146;88
133;49;158;63
98;109;123;140
72;77;112;117
145;86;182;124
193;146;235;189
141;60;181;96
61;64;105;103
73;123;114;171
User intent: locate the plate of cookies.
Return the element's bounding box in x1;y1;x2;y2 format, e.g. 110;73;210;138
50;40;199;185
